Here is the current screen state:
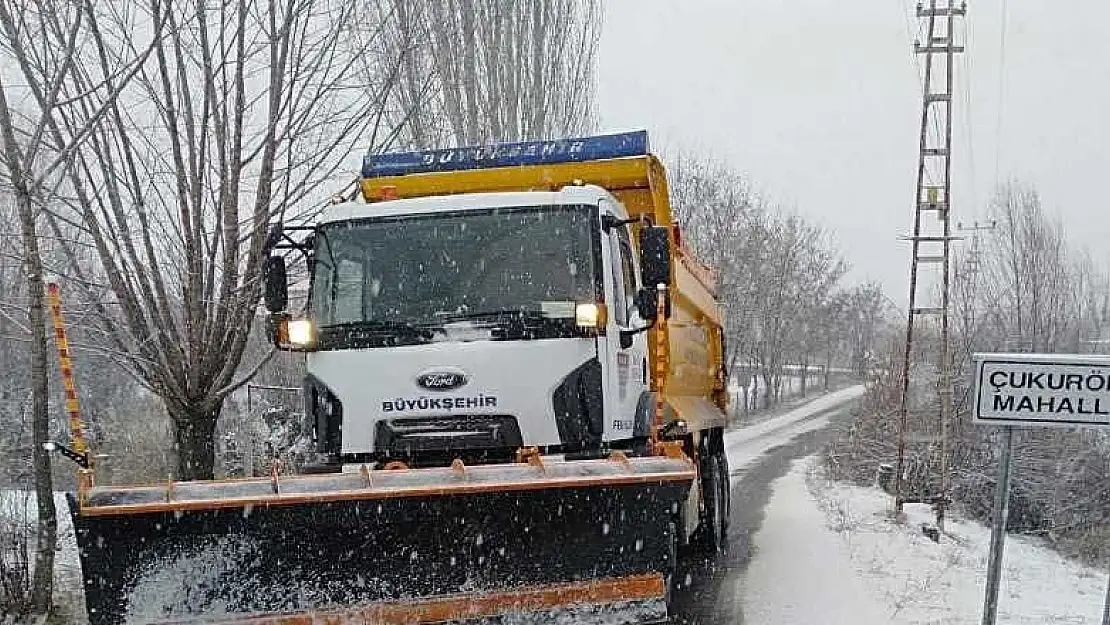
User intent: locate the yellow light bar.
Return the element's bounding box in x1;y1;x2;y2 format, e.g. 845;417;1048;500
362;157;654;204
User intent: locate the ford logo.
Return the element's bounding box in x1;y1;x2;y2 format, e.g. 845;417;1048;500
415;370;469;391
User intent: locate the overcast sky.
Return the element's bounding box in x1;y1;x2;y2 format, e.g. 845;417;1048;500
596;0;1110;306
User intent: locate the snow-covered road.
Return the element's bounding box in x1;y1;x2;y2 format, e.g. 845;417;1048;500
741;459;889;624
675;383;1107;625
669;385;865;624
724;385;865;472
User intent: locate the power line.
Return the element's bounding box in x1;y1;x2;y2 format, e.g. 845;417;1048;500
993;0;1010;184
957;14;979;217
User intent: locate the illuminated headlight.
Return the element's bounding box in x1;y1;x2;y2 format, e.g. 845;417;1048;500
286;318;316;347
575;303;607;328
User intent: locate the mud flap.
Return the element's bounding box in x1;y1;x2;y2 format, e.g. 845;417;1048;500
69;456;693;625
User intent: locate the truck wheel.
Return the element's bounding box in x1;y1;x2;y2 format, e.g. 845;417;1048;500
716;450;731;534
695;451;726;555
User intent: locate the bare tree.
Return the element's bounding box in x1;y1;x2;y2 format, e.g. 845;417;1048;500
0;84;54;614
842;282;888;377
36;0;402;480
668;153;765;411
668;153;853;410
743;215;847;406
379;0;601;146
0;0;157;611
979;182;1076;352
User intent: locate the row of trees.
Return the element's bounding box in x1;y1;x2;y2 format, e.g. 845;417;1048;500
829;180;1110;565
669;154;890;412
951;182;1109;556
375;0;600;148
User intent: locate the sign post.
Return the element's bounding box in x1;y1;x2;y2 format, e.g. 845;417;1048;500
980;426;1013;625
1103;571;1109;625
972;353;1110;625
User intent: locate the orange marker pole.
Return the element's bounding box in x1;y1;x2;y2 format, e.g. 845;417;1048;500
45;279;93;495
651;284;669;452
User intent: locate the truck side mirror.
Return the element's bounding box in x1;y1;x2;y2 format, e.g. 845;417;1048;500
635;288;657;321
635;286;672;321
639;226;671;289
263;255;288;313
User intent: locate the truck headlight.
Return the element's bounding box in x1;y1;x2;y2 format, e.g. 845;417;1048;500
575;303;607;329
285;318;317;348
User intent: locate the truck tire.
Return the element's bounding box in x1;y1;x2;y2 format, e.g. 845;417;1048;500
716;450;731;533
695;449;727;555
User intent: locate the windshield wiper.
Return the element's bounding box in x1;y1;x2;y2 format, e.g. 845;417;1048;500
320;320;435;340
435;309;547;323
434;308;581;341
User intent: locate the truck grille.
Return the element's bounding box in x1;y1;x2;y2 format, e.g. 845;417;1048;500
375;415;523;466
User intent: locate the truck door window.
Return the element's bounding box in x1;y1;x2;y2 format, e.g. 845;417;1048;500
609;228;628;326
310;234;335;322
617;228;638;322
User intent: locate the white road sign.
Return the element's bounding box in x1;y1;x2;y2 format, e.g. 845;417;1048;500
973;353;1110;427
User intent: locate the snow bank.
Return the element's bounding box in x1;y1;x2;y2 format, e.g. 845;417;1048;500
745;457;1108;624
812;463;1107;624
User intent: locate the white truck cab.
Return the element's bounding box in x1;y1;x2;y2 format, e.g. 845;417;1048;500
291;185;657;468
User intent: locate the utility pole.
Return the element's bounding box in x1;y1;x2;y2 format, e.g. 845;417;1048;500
951;220;996;422
956;221;996;284
895;0;967;532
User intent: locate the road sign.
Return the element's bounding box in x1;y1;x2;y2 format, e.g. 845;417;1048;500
972;353;1110;625
973;353;1110;428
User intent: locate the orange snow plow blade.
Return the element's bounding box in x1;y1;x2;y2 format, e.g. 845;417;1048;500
69;452;693;625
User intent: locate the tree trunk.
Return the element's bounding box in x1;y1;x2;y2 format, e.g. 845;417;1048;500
824;348;832;390
170;403;222;481
799;360;808;398
762;372;773;409
15;184;57;612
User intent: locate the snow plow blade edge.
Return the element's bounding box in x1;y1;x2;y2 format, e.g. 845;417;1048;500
156;575;668;625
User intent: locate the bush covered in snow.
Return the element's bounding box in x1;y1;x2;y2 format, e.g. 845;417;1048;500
825;344;1110;566
218;396;313;478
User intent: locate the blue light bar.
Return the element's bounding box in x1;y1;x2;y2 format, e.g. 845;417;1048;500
363;131;649;178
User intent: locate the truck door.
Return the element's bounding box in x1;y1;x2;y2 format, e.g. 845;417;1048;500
601;214;649;441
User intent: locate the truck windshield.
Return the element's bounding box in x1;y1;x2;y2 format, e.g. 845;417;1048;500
309;205;600;341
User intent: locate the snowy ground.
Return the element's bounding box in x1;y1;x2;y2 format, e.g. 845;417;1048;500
743;456;1109;624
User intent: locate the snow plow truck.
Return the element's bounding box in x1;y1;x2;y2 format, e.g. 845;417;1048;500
65;131;732;624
